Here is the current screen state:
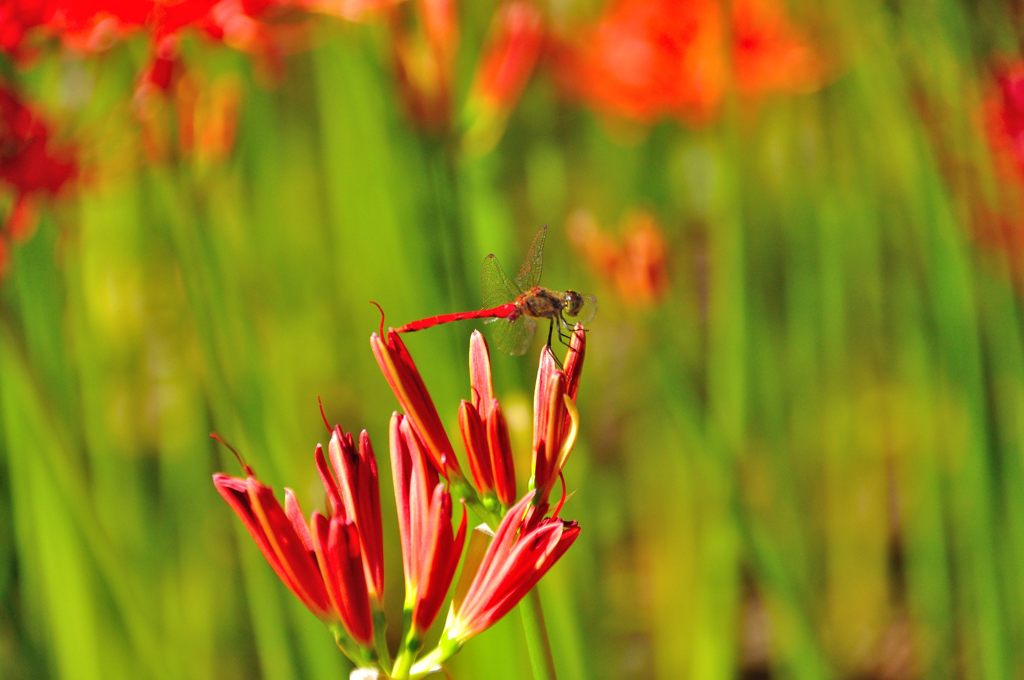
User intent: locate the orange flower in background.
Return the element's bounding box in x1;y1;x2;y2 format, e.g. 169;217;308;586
551;0;824;125
732;0;824;97
551;0;724;123
135;57;244;165
568;209;669;305
0;83;77;276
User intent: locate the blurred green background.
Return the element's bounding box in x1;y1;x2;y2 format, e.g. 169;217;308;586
4;1;1024;678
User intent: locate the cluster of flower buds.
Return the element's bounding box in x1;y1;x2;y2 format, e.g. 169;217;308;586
213;427;385;665
214;325;586;677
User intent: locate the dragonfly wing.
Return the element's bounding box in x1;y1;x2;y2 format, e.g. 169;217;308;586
486;315;536;356
481;253;522;311
574;294;598;325
514;225;547;290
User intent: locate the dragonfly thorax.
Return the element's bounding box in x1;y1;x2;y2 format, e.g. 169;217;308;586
519;287;586;320
516;287;558;319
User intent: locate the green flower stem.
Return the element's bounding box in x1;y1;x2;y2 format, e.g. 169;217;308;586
519;588;558;680
450;475;499;527
390;627;422;680
331;625;376;669
372;606;392;670
408;635;462;679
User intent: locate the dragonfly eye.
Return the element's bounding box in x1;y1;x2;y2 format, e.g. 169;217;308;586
563;291;584;317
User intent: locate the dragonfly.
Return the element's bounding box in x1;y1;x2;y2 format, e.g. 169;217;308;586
395;226;596;355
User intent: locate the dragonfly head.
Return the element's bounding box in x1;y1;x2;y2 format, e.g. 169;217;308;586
562;290;585;317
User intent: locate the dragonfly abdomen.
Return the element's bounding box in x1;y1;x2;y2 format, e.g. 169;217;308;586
396;303;519;333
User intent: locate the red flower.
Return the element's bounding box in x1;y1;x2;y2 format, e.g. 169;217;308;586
315;425;386;602
457;331;516;507
551;0;824;125
442;491;579;645
213;447;376;652
531;325;585;507
371;328;464;479
390;413;467;637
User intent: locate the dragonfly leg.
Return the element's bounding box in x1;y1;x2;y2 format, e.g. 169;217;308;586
555;314;573;347
545;320;565;368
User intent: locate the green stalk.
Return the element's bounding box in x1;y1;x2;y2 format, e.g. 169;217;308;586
409;635;462;678
519;588;558;680
420;134;473;312
331;624;378;670
390;626;421;680
372;606;393;671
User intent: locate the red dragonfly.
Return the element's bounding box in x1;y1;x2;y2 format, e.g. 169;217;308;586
396;226;596;355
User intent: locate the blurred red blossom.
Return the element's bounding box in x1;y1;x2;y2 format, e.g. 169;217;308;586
0;0;50;60
2;0;398;84
384;0;548;140
974;59;1024;272
135;63;244;165
463;0;544;151
984;61;1024;184
568;209;669;305
387;0;459;132
470;1;543;111
0;83;77;275
551;0;825;125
